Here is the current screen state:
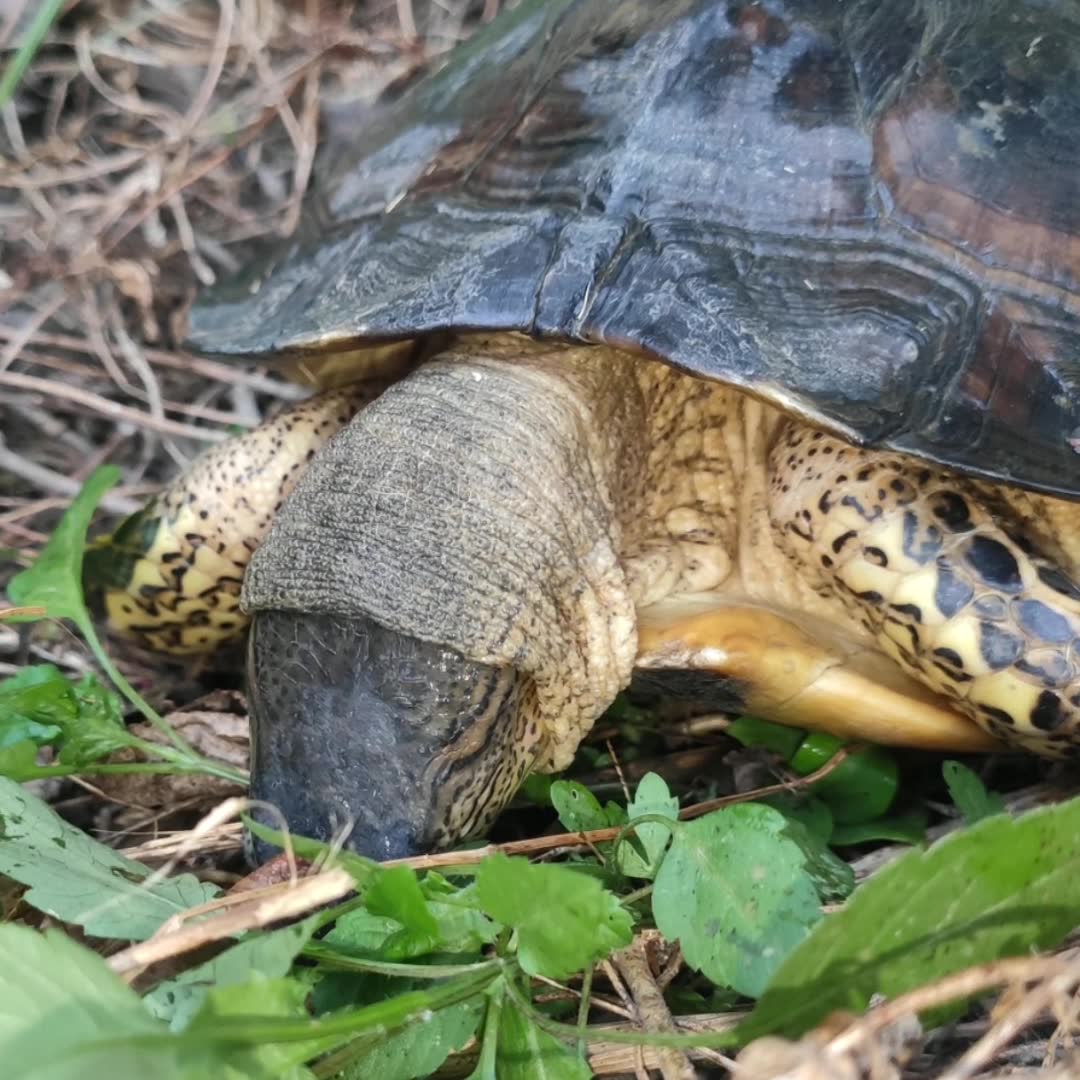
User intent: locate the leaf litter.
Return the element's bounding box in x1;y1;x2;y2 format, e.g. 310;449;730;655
2;1;1080;1078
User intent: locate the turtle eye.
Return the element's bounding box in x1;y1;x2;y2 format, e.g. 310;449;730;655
244;608;531;862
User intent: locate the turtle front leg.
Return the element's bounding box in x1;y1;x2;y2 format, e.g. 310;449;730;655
767;421;1080;756
91;382;387;653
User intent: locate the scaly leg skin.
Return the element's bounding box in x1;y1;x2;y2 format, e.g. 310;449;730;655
767;422;1080;755
89;382;385;654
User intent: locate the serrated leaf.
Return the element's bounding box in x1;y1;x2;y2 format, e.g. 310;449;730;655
943;760;1006;825
0;923;168;1079
550;781;608;833
497;983;590;1079
652;804;821;998
742;795;1080;1040
617;772;678;880
7;466;119;626
476;855;633;979
0;776;219;939
146;918;319;1030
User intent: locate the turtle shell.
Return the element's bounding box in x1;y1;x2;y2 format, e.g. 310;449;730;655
188;0;1080;497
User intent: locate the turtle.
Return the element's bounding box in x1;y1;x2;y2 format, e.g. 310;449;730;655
92;0;1080;861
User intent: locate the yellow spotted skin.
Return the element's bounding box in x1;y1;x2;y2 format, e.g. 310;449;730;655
769;423;1080;754
100;384;382;653
100;338;1080;763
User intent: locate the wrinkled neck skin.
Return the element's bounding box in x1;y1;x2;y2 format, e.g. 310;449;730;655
241;334;769;857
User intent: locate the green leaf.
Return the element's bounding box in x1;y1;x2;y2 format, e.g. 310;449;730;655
763;794;833;845
830;807;928;846
497;981;590;1079
616;772;679;880
0;0;67;107
334;995;482;1079
943;761;1006;825
7;467;120;626
0;665;70;749
779;817;854;903
550;781;608;833
146;919;320;1031
0;776;219;939
366;866;440;959
0;666;137;776
0;923;166;1079
743;795;1080;1040
422;875;500;953
0;739;41;779
476;855;633;979
652;804;821;998
185;977;327;1078
323;908;404;956
56;674;133;764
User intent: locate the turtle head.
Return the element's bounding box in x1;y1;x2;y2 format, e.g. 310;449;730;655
238;342;640;861
246;609;533;861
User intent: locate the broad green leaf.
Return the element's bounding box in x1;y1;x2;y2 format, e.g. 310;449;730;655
335;996;483;1079
146;919;319;1030
830;808;928;847
422;875;499;953
323;908;403;956
652;804;821;998
185;977;326;1078
476;855;633;979
943;760;1006;825
616;772;678;880
0;776;219;939
0;739;40;779
7;466;120;626
550;781;608;833
743;795;1080;1040
779;818;854;903
497;983;590;1079
763;794;833;845
0;924;166;1079
367;866;440;958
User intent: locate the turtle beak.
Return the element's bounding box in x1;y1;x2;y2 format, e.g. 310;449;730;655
244;609;532;863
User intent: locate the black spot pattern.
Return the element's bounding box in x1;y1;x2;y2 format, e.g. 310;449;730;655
889;602;922;623
933;646;964;669
934;560;974;618
832;529;857;554
901;510;943;565
964;536;1023;592
1031;690;1065;731
931;492;972;532
1037;564;1080;601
